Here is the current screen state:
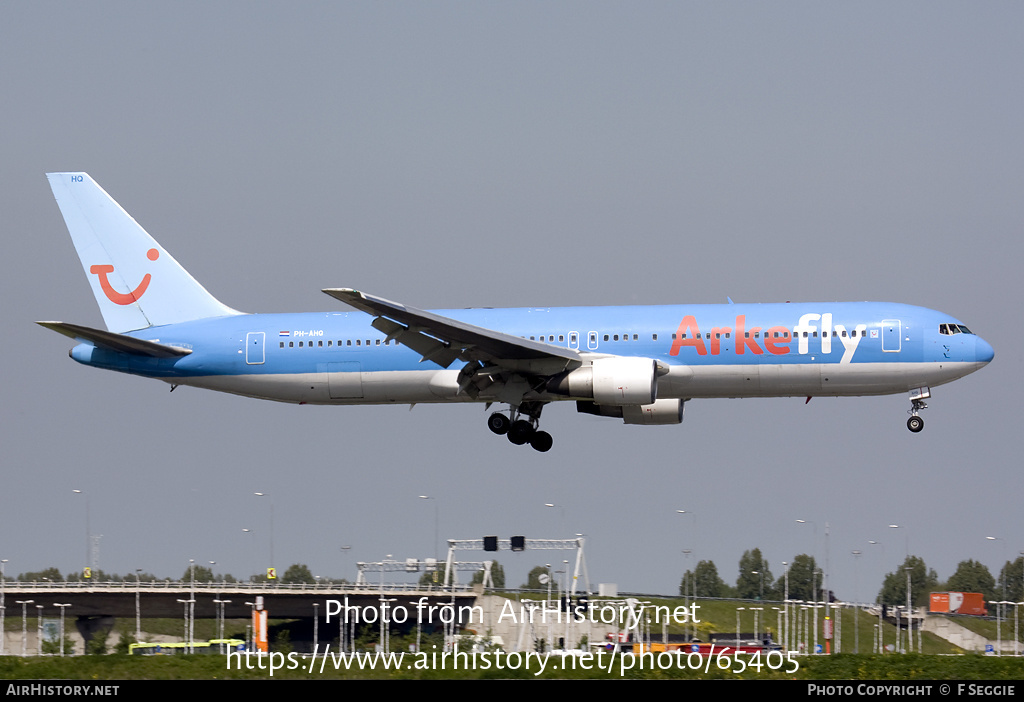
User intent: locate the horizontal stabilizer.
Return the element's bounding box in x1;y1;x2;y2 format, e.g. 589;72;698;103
36;321;192;358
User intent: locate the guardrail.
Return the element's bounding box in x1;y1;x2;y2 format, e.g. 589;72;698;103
0;580;476;592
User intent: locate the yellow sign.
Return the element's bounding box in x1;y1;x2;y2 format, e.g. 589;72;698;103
267;567;276;580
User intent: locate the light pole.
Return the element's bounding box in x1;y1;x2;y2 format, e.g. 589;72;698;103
889;524;908;559
54;604;71;656
379;554;392;652
16;600;33;656
242;528;256;580
72;490;91;573
544;503;566;537
188;559;196;653
750;606;763;645
850;551;863;653
682;548;695;641
176;599;194;651
987;536;1007;655
36;605;43;656
213;599;231;652
904;566;913;654
563;559;570;651
736;607;745;648
313;602;319;652
254;492;274;573
1;558;7;656
245;601;256;651
782;562;790;651
796;519;819;650
135;568;143;643
419;496;439;562
751;570;765;600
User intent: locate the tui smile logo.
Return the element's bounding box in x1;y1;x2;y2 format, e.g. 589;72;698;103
90;248;159;305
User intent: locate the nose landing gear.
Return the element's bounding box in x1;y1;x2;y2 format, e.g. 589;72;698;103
906;387;930;433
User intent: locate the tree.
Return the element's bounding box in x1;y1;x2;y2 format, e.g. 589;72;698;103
737;548;775;600
281;563;315;584
17;567;64;582
181;565;215;583
946;559;996;602
470;561;505;589
776;554;822;602
877;555;938;606
85;629;109;655
522;566;552;591
419;568;443;587
998;557;1024;602
692;560;727;598
114;630;137;655
42;636;74;655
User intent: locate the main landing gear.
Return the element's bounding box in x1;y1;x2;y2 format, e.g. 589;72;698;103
487;404;553;452
906;387;930;433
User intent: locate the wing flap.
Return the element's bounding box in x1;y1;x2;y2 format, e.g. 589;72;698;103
323;288;581;373
37;321;192;358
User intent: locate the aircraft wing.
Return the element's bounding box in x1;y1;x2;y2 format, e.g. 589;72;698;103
322;288;582;376
36;321;192;358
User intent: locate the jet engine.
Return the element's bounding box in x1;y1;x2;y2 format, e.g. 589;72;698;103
576;398;685;425
548;357;659;405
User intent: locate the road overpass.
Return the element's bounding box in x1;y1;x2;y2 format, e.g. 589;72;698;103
1;581;479;620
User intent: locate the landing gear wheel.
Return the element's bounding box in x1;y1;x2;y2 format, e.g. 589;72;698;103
508;420;535;445
907;416;924;433
529;430;553;452
487;412;510;435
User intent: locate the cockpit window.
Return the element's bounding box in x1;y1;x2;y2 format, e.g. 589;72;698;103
939;323;974;335
958;325;973;334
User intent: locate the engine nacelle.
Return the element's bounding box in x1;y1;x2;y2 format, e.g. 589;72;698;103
576;398;684;425
552;357;658;405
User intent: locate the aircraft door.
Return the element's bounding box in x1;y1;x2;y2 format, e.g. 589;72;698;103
587;331;599;351
245;332;265;365
568;331;579;350
881;320;902;352
328;361;363;399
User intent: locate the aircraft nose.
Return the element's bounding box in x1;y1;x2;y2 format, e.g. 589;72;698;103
975;337;995;364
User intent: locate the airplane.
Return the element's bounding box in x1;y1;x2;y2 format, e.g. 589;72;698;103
39;172;994;452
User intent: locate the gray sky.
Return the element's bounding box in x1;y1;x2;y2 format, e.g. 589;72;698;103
1;2;1021;601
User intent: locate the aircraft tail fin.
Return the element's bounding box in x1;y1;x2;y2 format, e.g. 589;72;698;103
46;172;243;333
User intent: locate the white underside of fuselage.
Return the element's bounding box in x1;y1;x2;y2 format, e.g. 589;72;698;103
163;361;986;406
